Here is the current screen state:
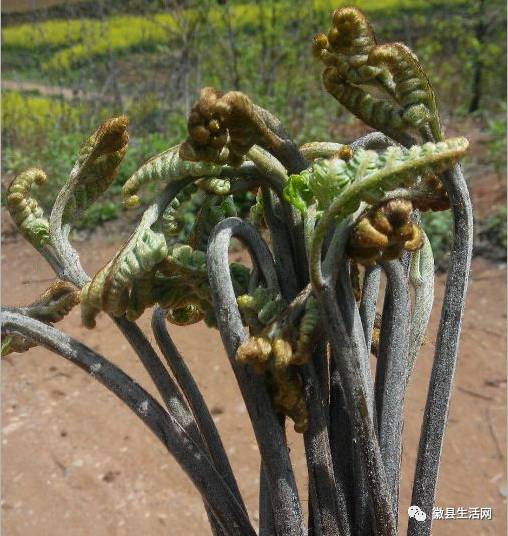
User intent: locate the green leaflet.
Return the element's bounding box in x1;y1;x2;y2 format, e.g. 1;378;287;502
369;43;442;140
283;172;315;214
237;287;286;330
323;69;404;141
189;195;238;251
284;137;468;215
197;177;231;195
7;168;50;249
122;144;223;207
80;227;168;327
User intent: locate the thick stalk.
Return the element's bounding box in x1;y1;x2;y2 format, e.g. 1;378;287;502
375;261;411;521
407;234;434;384
207;217;305;536
151;308;246;513
302;355;351;536
408;164;473;535
318;284;396;535
312;218;395;535
359;265;381;354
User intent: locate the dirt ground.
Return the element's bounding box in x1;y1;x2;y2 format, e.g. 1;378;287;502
1;225;506;535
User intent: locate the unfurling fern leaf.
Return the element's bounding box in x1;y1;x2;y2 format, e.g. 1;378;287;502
315;7;442;142
80;228;168;327
284;137;468;215
369;43;442;140
102;228;168;316
122;145;223;207
67;116;129;219
312;7;379;85
189;195;238;251
7;168;50;249
322;68;404;141
25;281;80;323
2;281;79;356
347;199;423;266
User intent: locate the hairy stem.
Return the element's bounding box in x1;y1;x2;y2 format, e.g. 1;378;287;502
151;308;246;513
302;355;351;536
408;164;473;535
359;265;381;353
375;260;411;521
407;234;434;383
207;217;305;536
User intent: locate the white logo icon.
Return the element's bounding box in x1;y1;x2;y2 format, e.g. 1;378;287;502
408;505;427;522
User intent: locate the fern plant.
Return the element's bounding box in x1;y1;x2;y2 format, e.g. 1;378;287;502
1;7;473;536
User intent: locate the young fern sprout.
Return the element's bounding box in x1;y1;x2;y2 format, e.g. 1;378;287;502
2;7;474;536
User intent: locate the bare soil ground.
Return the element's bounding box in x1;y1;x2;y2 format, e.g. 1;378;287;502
1;227;506;536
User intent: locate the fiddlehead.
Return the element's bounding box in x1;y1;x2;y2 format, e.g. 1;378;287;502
312;7;378;85
2;280;79;356
66;116;129;219
285;137;468;217
347;199;423;266
314;7;442;144
180;87;307;173
301;137;468;290
7;168;50;250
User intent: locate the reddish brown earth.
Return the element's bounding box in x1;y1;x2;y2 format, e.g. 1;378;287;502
1;229;506;535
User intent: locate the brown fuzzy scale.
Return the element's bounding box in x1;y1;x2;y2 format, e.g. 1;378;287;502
347;199;424;266
334;145;353;161
180;87;295;168
312;7;379;85
411;175;451;211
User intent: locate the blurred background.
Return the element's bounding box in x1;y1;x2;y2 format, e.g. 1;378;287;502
1;1;506;535
1;0;506;266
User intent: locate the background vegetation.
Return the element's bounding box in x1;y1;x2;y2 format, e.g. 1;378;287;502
2;0;506;264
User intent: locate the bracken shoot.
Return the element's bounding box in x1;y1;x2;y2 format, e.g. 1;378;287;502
1;7;474;536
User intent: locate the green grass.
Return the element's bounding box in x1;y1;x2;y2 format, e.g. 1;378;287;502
3;0;467;72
